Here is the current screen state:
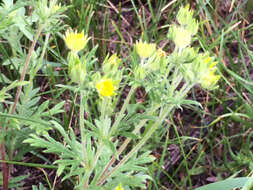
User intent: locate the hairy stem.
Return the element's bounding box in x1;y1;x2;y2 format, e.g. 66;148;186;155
1;143;8;190
110;85;137;135
84;142;104;188
97;104;160;185
96;86;137;181
80;91;88;167
11;24;44;115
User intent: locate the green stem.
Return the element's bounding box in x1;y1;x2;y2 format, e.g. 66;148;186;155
110;85;137;135
80;91;88;167
84;142;104;188
115;104;161;154
97;104;160;185
100;97;108;122
89;86;137;186
32;32;50;78
0;160;58;169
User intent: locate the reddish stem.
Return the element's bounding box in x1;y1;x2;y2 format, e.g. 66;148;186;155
1;143;8;190
0;24;43;190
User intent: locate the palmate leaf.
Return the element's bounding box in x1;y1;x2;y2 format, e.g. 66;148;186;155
117;151;155;174
32;183;47;190
24;134;74;157
19;86;64;119
0;80;29;103
24;121;86;179
50;121;85;178
84;118;118;157
17;86;65;133
18;86;40;116
0;173;28;188
105;172;152;190
24;132;83;178
101;151;155;189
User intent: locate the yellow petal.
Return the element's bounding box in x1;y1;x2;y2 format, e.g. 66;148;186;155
200;72;221;89
114;184;124;190
136;40;156;59
64;30;90;52
96;78;115;97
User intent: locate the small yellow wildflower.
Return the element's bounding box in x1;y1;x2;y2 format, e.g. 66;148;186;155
205;57;211;64
174;27;191;49
52;4;61;12
114;183;124;190
64;30;90;53
198;55;221;89
136;40;156;59
200;70;220;89
96;78;115;97
205;57;218;70
157;48;166;57
107;53;121;65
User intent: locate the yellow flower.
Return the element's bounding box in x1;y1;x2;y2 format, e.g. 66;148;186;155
174;27;191;49
52;4;61;12
157;48;166;57
200;68;221;89
205;57;211;64
114;184;124;190
64;30;90;53
136;40;156;59
205;57;218;71
200;71;220;89
198;55;221;89
96;78;115;97
107;53;121;65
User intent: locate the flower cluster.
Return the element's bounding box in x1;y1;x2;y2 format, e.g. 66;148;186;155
182;52;221;89
134;40;167;81
168;5;198;50
52;4;61;13
166;5;221;89
63;5;221;94
103;53;122;78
